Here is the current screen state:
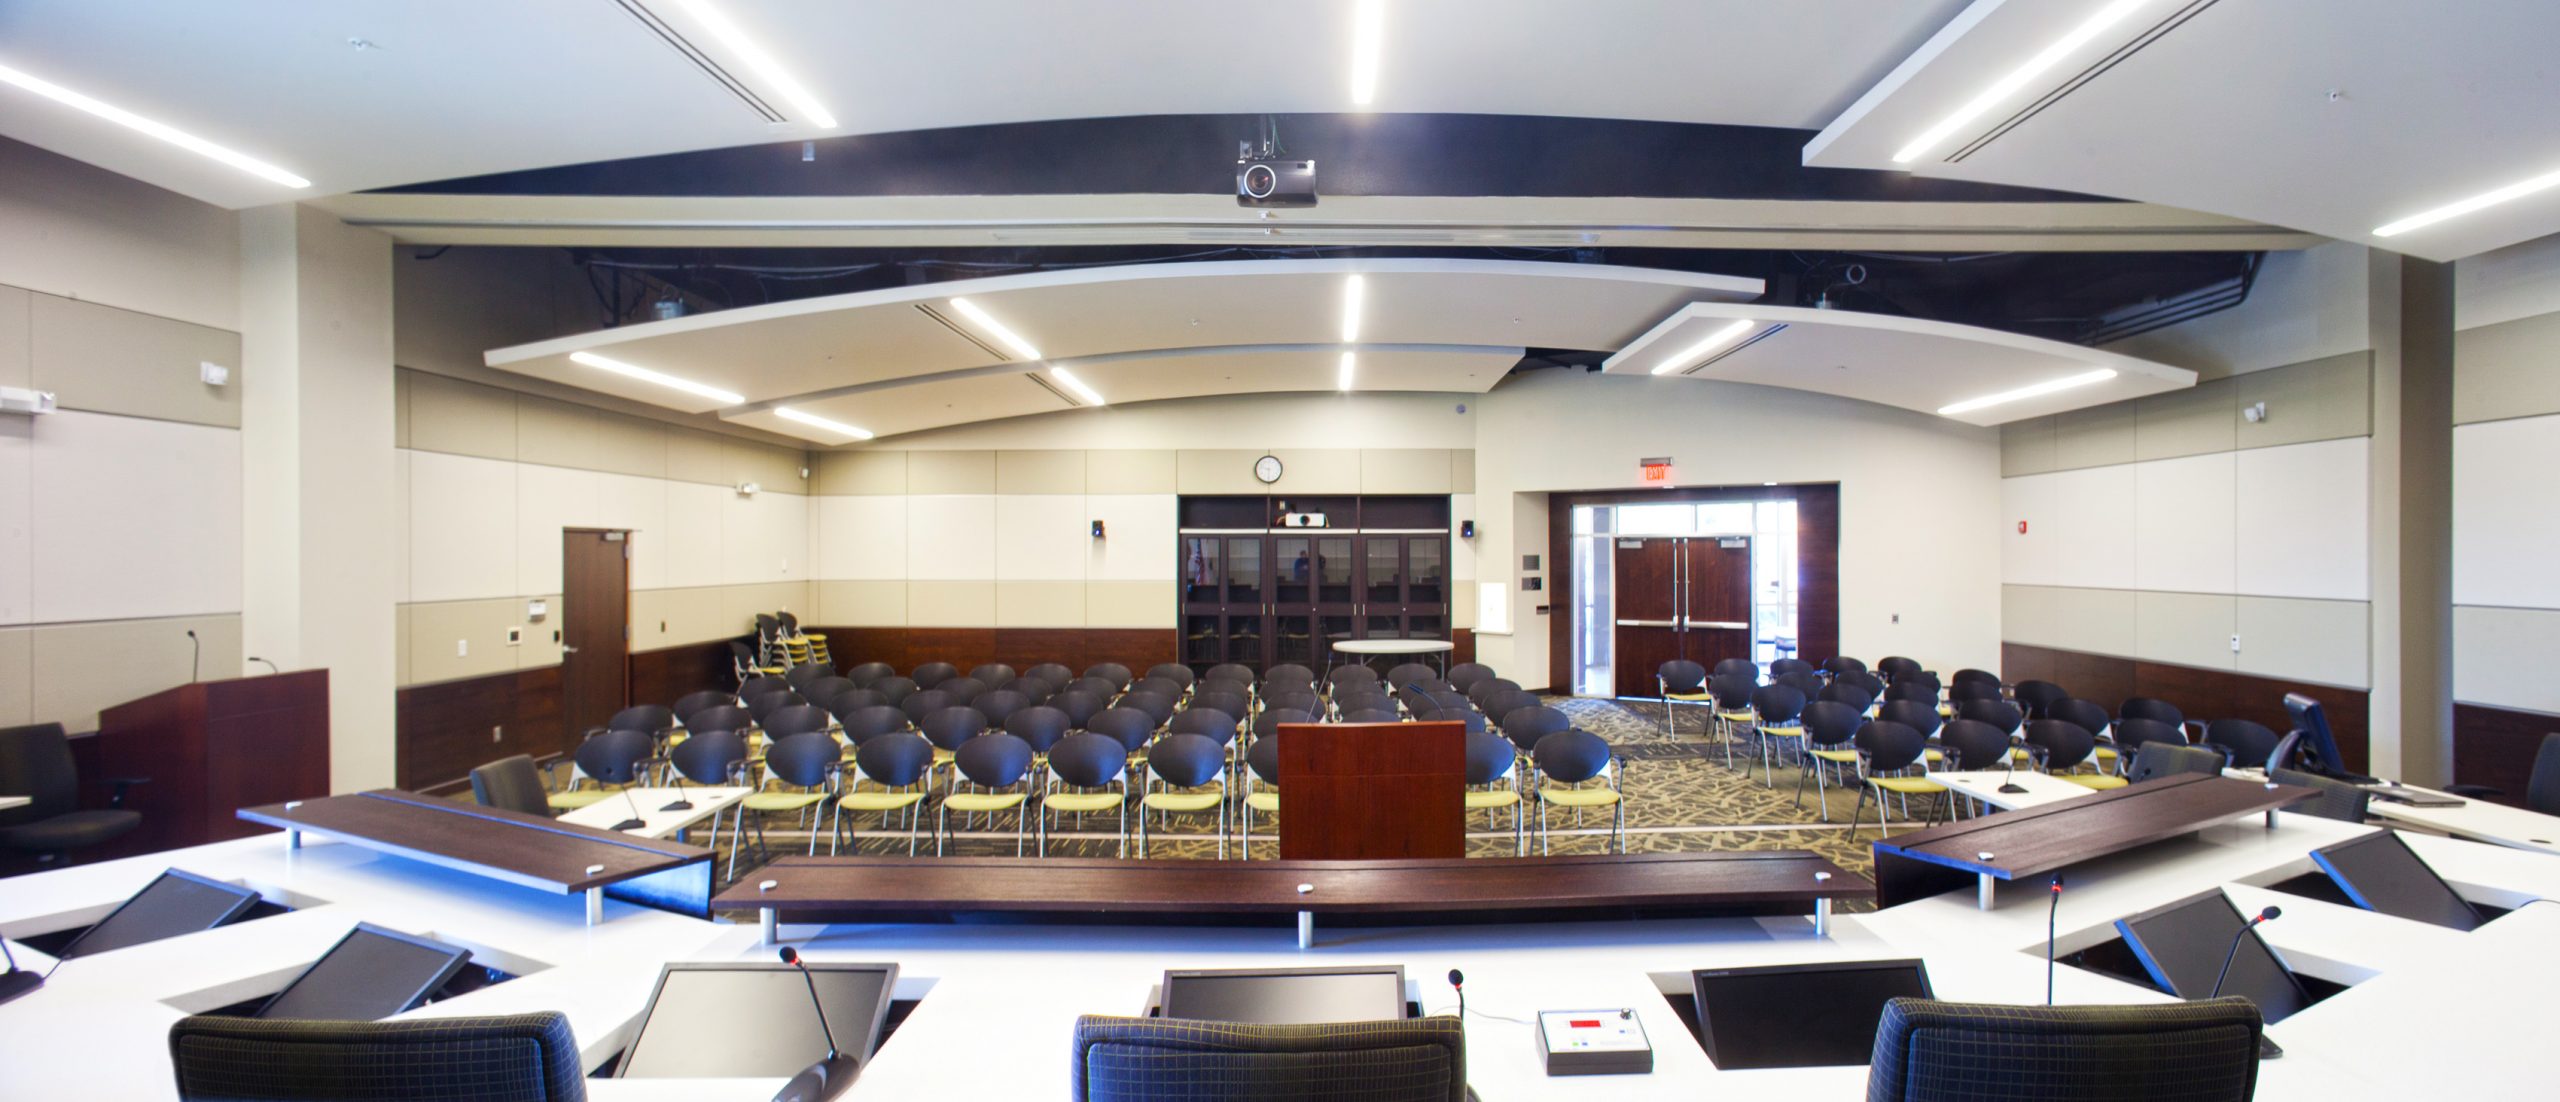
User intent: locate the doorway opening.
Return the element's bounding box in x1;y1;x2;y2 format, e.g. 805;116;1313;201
1567;499;1801;698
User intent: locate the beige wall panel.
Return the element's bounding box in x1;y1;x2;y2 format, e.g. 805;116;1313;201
394;603;411;687
727;440;807;494
590;413;668;480
514;394;601;471
0;285;29;390
2134;378;2237;461
632;585;729;649
393;450;411;603
392;369;412;449
666;427;729;485
720;489;808;586
660;481;726;590
2046;586;2140;657
513;463;599;597
721;581;813;634
517;593;565;670
405;599;522;686
2453;604;2560;713
997;450;1087;494
405;371;518;461
1359;449;1454;494
815;449;909;495
814;495;907;580
1452;588;1476;630
2051;401;2139;471
29;294;241;427
817;579;907;626
907;449;995;494
0;416;32;624
406;450;517;603
2134;590;2237;671
1450;449;1477;493
2000;584;2056;648
1085;449;1176;494
2233;351;2370;449
0;138;241;331
1272;449;1361;494
2236;596;2369;688
997;581;1085;627
996;494;1091;581
1086;495;1176;581
1176;449;1265;494
596;474;668;591
30;614;240;730
2455;309;2560;425
908;580;996;626
1085;580;1176;628
0;627;30;726
2000;416;2059;477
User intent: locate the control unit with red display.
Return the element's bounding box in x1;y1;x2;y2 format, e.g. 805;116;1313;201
1536;1007;1654;1075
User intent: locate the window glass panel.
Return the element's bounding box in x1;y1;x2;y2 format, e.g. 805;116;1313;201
1616;503;1697;536
1573;506;1597;535
1367;540;1402;603
1275;537;1312;604
1226;538;1263;604
1317;538;1355;603
1408;539;1445;603
1696;502;1755;534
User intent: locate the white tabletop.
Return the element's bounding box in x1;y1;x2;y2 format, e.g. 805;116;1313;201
1330;639;1455;655
555;786;750;840
0;796;28;811
1927;769;2097;811
2366;787;2560;855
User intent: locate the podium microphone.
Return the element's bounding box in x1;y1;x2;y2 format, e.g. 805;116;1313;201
661;743;694;813
609;785;647;833
774;947;861;1102
2045;876;2063;1005
0;937;41;1006
1447;968;1465;1020
185;629;200;683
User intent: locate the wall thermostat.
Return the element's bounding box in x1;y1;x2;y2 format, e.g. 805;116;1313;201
1537;1008;1652;1076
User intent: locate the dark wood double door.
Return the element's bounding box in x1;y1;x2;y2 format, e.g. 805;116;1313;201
1182;532;1448;674
1611;536;1752;699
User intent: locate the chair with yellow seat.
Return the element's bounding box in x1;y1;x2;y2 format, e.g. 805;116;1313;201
544;727;653;813
1136;732;1229;858
665;727;747;856
1464;728;1525;855
2026;719;2128;791
939;730;1036;856
1040;732;1130;857
1532;727;1623;855
730;641;786;688
1875;699;1948;768
919;706;988;792
1851;719;1949;838
729;730;841;880
2047;698;2122;773
1238;734;1282;857
1705;674;1758;770
1748;683;1808;788
830;730;934;855
1656;659;1711;737
1793;700;1867;820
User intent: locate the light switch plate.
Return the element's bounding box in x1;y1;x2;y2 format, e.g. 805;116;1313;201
455;639;468;657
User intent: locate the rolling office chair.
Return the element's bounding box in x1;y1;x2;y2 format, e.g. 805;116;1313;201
2444;730;2560;814
467;755;552;818
1071;1015;1465;1102
168;1012;588;1102
0;723;144;866
1864;997;2261;1102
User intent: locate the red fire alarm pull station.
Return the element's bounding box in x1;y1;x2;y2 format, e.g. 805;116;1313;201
2017;521;2029;534
1639;456;1673;483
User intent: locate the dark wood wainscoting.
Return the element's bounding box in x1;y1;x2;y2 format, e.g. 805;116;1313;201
396;666;564;793
2454;702;2559;808
2001;643;2370;774
808;626;1179;677
631;638;737;706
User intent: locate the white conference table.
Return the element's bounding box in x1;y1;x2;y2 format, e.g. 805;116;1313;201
1330;637;1455;675
2364;787;2560;856
1927;769;2095;812
555;786;750;843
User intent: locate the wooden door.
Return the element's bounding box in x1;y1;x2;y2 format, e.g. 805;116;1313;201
1685;537;1753;669
561;530;631;740
1611;537;1681;698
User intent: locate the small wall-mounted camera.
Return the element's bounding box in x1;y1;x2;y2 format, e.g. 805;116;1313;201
1091;520;1106;539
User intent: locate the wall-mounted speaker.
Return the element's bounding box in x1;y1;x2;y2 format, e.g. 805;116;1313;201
1460;520;1476;539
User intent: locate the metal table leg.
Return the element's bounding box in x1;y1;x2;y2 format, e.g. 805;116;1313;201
585;887;603;926
761;907;778;947
1297;910;1313;950
1978;873;1997;910
1814;896;1832;938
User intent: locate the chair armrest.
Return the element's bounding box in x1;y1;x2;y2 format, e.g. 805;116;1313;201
2181;720;2208;744
106;775;152;808
2442;783;2502;798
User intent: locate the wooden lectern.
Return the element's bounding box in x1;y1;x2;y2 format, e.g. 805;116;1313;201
1275;721;1466;860
92;669;331;857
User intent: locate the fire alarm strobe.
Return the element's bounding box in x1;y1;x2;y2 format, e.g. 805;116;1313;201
1537;1008;1653;1076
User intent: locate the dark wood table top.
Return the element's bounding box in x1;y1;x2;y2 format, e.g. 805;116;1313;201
238;789;709;895
1872;773;2313;885
715;850;1869;917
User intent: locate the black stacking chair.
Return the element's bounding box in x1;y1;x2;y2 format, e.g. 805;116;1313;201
1086;707;1158;754
1658;659;1711;736
1795;700;1866;819
1948;680;2002;708
1051;690;1106;729
870;675;919;706
912;661;959;689
1838;669;1887;697
784;662;833;692
1084;662;1135;691
1420;707;1489;734
1713;657;1759;681
1748;683;1809;787
169;1012;588;1102
1040;732;1130;857
1706;674;1759;769
1002;704;1072;765
844;661;895;687
824;687;889;717
1264;662;1318;688
1131;674;1185;701
970;662;1018;687
760;703;833;743
1851;719;1946;837
1480;689;1543;727
1333;687;1396;718
1190;689;1251;722
1340;707;1402;725
2012;679;2069;719
1531;728;1623;854
1818;681;1876;715
1465;728;1525;855
973;689;1032;727
1167;708;1239;748
1775;670;1825;699
672;689;737;726
1146;663;1197;693
2205;718;2283;770
1877;699;1945;740
1120;690;1178;729
1252;707;1320;741
2026;719;2125;790
1067;675;1122;701
731;731;840;879
1001;677;1055;704
941;731;1037;856
920;706;989;780
2047;698;2119;773
899;688;955;727
937;676;989;705
1820;655;1869;680
834;730;934;855
740;674;792;704
837;704;910;746
746;689;806;727
1138;733;1229;858
1770;657;1817;681
1024;663;1076;692
1262;686;1322;716
0;723;146;866
1444;662;1495;694
1876;656;1923;683
1463;676;1521;711
1956;699;2024;737
1884;680;1940;708
1386;662;1435;689
1864;997;2262;1102
1499;705;1572;759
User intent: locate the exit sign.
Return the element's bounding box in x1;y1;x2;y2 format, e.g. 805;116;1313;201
1639;456;1674;483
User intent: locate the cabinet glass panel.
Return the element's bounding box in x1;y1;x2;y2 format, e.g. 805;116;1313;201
1274;615;1316;666
1182;538;1222;604
1366;614;1404;639
1226;539;1264;605
1317;538;1355;603
1183;614;1222;665
1407;614;1445;640
1366;540;1403;603
1274;537;1313;604
1318;614;1356;665
1227;615;1264;664
1408;538;1445;604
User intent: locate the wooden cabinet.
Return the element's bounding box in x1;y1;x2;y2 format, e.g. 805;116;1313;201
1179;497;1453;675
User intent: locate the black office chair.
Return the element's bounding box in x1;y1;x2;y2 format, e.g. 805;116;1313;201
2445;730;2560;814
1071;1015;1465;1102
2204;718;2283;770
912;661;959;689
1864;996;2261;1102
169;1012;588;1102
2011;679;2069;719
2128;741;2228;784
1820;655;1869;679
468;755;551;818
0;723;144;866
671;689;737;726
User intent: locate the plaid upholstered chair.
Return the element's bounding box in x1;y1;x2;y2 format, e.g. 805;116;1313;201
1071;1014;1465;1102
169;1012;586;1102
1865;997;2261;1102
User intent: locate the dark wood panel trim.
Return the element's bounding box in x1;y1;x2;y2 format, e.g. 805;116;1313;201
2454;701;2559;808
805;626;1180;679
2001;642;2370;774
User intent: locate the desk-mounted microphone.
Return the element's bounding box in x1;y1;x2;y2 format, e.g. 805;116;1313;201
2210;905;2286;1060
2044;876;2063;1005
773;947;861;1102
0;937;41;1006
609;785;647;833
1448;968;1465;1020
1999;741;2030;795
185;630;200;684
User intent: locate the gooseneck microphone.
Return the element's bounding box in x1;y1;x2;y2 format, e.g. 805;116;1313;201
609;784;647;832
1998;739;2029;794
773;947;862;1102
185;630;200;683
2209;906;2282;999
246;656;280;676
0;936;42;1006
2045;876;2063;1005
1448;968;1465;1020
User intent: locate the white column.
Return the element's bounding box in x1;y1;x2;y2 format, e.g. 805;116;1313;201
2367;250;2456;786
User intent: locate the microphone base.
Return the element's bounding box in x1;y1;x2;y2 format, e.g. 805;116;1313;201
659;800;695;811
771;1054;862;1102
2257;1035;2284;1060
609;818;647;832
0;968;43;1006
1997;784;2030;794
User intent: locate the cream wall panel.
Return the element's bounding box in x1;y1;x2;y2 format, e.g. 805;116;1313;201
2048;586;2140;657
1086;495;1176;581
996;494;1091;581
908;580;996;626
30;411;242;622
393;371;412;449
514;395;600;471
2001;584;2056;649
2132;451;2237;595
30;294;241;428
996;450;1086;494
720;581;811;633
2052;402;2138;471
997;581;1085;627
2134;379;2236;462
2453;604;2560;712
1451;493;1479;582
0;627;30;726
1271;448;1360;494
2237;596;2369;688
1085;449;1176;494
2135;591;2237;671
0;418;28;624
1176;449;1264;494
0;286;27;389
815;496;907;580
2454;309;2560;425
2452;415;2560;609
631;585;728;650
722;490;807;586
30;613;239;730
1085;581;1176;628
815;450;907;495
667;428;729;485
2000;416;2058;476
2045;465;2136;590
906;495;996;580
0;138;241;331
1359;449;1453;494
405;372;518;460
392;450;411;604
660;481;726;590
1999;473;2059;587
727;440;807;494
517;592;565;670
407;450;517;603
2234;437;2369;601
394;604;411;687
818;579;907;626
512;463;599;597
2233;352;2370;449
907;450;995;494
1450;450;1477;494
596;474;669;591
590;412;668;480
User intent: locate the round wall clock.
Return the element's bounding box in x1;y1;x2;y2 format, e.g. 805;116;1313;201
1254;454;1284;483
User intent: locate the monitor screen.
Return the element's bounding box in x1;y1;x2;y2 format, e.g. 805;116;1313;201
59;869;259;959
1690;959;1932;1069
619;963;899;1079
2312;831;2483;931
257;924;472;1022
2116;890;2310;1024
1159;967;1407;1024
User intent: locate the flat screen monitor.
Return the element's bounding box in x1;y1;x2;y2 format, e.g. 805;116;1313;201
2312;831;2483;931
256;923;472;1022
58;869;259;959
1158;966;1407;1025
618;962;899;1079
2115;889;2310;1024
1689;959;1933;1070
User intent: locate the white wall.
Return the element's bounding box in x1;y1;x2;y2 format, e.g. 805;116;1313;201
0;136;239;331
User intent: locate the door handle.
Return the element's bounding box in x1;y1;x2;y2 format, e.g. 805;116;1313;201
1614;619;1678;628
1691;620;1749;630
562;644;581;654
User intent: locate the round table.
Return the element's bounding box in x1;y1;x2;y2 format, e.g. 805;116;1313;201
1329;637;1456;676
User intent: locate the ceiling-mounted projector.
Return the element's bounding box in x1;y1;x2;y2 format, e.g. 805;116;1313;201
1237;143;1316;208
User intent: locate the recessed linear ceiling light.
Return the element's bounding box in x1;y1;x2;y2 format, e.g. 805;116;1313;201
775;406;874;440
1891;0;2153;164
568;350;743;405
1649;319;1756;376
662;0;838;128
1051;366;1106;407
948;297;1043;362
1340;274;1366;342
2374;163;2560;238
1349;0;1386;106
0;61;309;188
1936;368;2117;416
1338;351;1357;392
